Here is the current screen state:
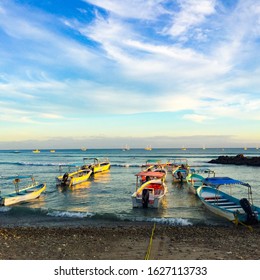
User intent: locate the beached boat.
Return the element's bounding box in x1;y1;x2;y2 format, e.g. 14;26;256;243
0;176;46;206
132;171;167;208
169;158;189;182
56;167;92;189
186;168;215;194
82;157;110;174
197;177;260;225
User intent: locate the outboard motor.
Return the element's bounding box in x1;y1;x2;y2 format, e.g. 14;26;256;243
177;171;183;183
239;198;258;225
142;189;149;208
61;172;69;186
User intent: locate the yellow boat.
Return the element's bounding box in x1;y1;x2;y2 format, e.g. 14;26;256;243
32;149;40;153
144;145;152;151
50;149;55;153
82;158;110;174
56;168;92;189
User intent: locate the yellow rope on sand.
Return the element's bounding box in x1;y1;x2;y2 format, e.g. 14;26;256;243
145;223;156;260
234;215;253;232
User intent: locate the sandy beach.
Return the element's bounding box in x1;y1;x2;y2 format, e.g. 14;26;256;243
1;223;260;260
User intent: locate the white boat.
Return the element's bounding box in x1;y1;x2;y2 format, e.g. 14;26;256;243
132;171;167;208
197;177;260;225
0;176;46;206
122;144;130;151
169;158;189;182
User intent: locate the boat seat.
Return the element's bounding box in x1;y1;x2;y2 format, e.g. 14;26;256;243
208;201;235;205
206;198;229;203
204;196;222;200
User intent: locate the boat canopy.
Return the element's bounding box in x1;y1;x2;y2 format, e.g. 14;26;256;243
203;177;250;188
135;171;165;178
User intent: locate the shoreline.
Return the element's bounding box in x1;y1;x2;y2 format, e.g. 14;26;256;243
1;222;260;260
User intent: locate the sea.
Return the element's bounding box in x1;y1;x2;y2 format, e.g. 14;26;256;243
0;148;260;227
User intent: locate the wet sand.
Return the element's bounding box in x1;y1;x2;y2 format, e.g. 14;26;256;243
1;223;260;260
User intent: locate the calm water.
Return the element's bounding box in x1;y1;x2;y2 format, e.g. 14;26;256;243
0;148;260;227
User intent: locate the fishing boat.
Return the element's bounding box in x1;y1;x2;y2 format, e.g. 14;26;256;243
144;145;152;151
32;149;40;153
142;160;167;180
56;166;92;189
186;168;215;194
82;158;110;174
0;175;46;206
132;171;167;208
196;177;260;225
169;158;189;182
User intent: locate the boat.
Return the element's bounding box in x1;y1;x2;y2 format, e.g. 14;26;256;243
32;149;40;153
50;149;55;153
122;144;130;151
181;146;187;151
196;177;260;225
81;147;87;151
144;145;152;151
169;158;190;182
82;158;110;174
0;175;46;206
132;171;167;208
56;166;92;189
142;160;167;180
186;168;215;194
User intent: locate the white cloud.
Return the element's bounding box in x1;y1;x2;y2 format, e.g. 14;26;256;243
83;0;167;20
165;0;216;38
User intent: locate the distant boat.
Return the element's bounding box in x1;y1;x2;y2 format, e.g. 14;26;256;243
50;150;55;153
13;150;20;153
122;144;130;151
202;145;206;150
32;149;40;153
144;145;152;151
244;147;247;151
81;147;87;151
181;147;187;151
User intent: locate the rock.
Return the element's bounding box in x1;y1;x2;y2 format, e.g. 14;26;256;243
208;154;260;166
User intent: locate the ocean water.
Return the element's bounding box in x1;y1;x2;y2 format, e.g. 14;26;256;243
0;148;260;227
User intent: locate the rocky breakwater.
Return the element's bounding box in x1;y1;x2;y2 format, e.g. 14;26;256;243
209;154;260;166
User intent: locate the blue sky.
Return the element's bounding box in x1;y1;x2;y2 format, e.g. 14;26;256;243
0;0;260;149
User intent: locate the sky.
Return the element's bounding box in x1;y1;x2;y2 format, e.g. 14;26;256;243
0;0;260;149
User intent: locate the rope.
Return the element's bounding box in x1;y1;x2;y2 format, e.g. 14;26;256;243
144;223;156;260
233;215;253;232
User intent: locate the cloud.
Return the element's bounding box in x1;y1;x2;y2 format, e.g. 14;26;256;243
83;0;168;20
165;0;216;38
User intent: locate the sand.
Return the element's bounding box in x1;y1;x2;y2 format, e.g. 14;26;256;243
1;223;260;260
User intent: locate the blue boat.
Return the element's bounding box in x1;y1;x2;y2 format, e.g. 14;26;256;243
197;177;260;225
